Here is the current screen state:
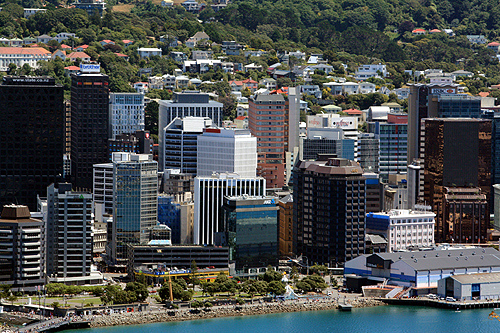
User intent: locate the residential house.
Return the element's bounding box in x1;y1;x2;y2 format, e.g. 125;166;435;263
189;78;202;88
342;82;360;95
148;76;164;90
160;35;178;48
411;28;426;35
273;70;295;81
467;35;488;44
181;0;205;13
170;51;187;63
183;59;221;73
0;47;52;71
309;64;334;75
381;102;403;113
186;31;209;48
55;32;76;43
260;78;276;90
36;34;52;44
323;82;343;95
451;70;474;78
76;45;89;52
162;74;176;89
488;42;500;53
427;73;454;85
394;87;410;99
115;53;130;61
300;85;322;99
236;104;249;117
307;54;323;64
234;116;248;129
429;29;441;34
22;37;37;45
359;82;376;94
192;50;212;60
60;44;72;51
160;0;173;7
52;50;66;60
443;29;455;37
266;62;281;75
64;65;80;76
133;82;149;94
23;8;46;18
244;63;263;72
137;48;162;58
355;64;388;81
244;50;267;57
67;51;91;62
9;38;22;47
122;40;134;46
175;75;189;89
100;39;115;47
221;41;244;55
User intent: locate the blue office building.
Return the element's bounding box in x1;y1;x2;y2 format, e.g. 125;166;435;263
222;196;279;269
158;195;181;244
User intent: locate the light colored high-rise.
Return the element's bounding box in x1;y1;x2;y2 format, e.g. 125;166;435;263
93;162;114;214
194;173;266;244
46;183;96;283
163;117;213;174
197;128;257;178
109;93;145;139
159;91;223;170
108;153;158;267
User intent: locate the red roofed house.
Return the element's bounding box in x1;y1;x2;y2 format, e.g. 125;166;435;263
344;108;362;115
234;115;248;129
100;39;115;46
229;80;244;91
478;92;490;98
412;28;426;35
0;47;51;71
64;65;80;76
241;78;258;91
60;44;72;50
429;29;441;34
67;51;91;62
115;53;130;61
488;42;500;53
76;45;89;52
122;40;134;46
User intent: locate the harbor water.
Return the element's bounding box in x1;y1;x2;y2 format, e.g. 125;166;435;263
63;305;500;333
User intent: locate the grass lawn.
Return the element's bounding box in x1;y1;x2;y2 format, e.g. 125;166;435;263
14;296;103;307
112;4;134;12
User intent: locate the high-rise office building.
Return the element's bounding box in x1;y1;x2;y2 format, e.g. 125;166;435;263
109;93;145;139
407;83;457;164
0;76;64;210
368;113;408;181
193;173;266;244
71;66;110;190
248;94;286;188
222;196;279;269
46;183;96;283
108;153;158;268
358;133;379;173
163;117;213;174
424;118;492;243
278;194;293;257
0;205;44;292
293;158;366;266
197;128;257;178
107;130;153;161
158;91;223;171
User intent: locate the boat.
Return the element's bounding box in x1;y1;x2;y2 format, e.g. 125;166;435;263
339;304;353;311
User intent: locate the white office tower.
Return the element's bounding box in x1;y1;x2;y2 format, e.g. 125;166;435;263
163;117;213;174
45;183;101;284
93;162;114;214
197;128;257;178
159;91;223;170
109;93;145;139
194;173;266;244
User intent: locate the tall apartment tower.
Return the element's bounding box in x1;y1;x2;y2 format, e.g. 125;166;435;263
46;183;93;281
193;173;266;244
71;66;110;190
424;118;492;243
158;91;223;171
368;113;408;181
197;128;257;178
0;205;45;292
109;93;145;139
293;158;366;266
163;117;213;174
248;94;286;188
0;76;64;210
108;153;158;268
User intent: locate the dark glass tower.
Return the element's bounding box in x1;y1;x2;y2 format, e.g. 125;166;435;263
0;76;64;210
71;71;109;190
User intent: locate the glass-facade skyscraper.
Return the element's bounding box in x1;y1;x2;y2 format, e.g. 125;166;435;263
108;153;158;268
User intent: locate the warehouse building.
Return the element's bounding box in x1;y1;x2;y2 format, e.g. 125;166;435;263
438;272;500;301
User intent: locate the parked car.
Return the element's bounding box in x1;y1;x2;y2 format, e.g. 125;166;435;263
446;297;456;302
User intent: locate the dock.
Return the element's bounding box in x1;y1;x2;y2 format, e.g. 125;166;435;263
380;298;500;310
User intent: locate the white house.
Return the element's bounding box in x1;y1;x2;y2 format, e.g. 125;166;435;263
359;82;376;94
355;64;388;81
137;48;162;58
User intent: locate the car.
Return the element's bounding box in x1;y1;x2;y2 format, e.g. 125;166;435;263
427;294;438;299
446;297;456;302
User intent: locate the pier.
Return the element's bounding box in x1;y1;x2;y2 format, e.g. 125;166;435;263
18;319;91;333
380;298;500;310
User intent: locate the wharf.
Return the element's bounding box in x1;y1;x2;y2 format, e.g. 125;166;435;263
18;319;90;333
380;298;500;310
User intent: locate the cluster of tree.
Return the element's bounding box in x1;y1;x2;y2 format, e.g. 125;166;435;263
46;283;105;297
100;282;149;305
295;275;329;293
158;277;194;302
0;285;18;305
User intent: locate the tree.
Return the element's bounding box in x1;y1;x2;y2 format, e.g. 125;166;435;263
145;101;159;135
0;284;12;300
125;282;149;302
189;260;199;291
296;275;328;293
219;95;236;120
267;281;286;296
262;267;282;282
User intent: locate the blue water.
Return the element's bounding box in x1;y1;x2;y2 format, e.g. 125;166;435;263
64;306;500;333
